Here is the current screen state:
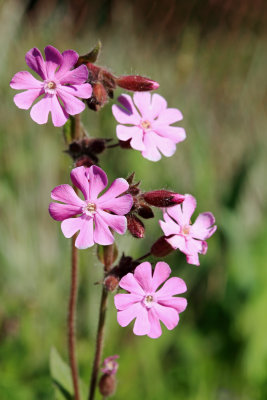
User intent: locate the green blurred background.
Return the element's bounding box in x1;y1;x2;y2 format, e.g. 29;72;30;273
0;0;267;399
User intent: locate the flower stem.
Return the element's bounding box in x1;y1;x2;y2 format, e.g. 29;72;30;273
107;141;120;149
88;285;109;400
135;251;151;262
68;232;80;400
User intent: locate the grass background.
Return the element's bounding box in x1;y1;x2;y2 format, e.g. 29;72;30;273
0;0;266;399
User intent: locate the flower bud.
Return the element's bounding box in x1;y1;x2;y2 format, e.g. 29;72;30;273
87;82;108;111
76;41;102;66
97;243;118;270
151;236;174;257
143;190;185;208
104;274;120;292
137;203;154;219
99;374;117;397
119;139;132;149
116;75;159;91
127;215;145;238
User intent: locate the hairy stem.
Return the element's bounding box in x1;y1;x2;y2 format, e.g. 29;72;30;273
88;285;108;400
107;141;120;149
68;232;80;400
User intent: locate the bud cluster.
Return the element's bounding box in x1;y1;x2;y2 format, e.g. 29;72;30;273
66;137;110;167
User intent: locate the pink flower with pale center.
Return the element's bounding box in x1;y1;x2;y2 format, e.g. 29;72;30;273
159;195;217;266
49;166;133;249
10;46;92;127
112;92;186;161
101;355;119;375
114;261;187;338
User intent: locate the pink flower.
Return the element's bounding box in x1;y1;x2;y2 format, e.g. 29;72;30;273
159;195;217;266
49;166;133;249
101;355;119;375
10;46;92;127
112;92;186;161
114;261;187;338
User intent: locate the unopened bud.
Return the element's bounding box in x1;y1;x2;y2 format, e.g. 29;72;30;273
76;41;102;66
143;191;185;208
151;236;174;257
119;139;132;149
90;82;108;111
137;203;154;219
127;215;145;238
116;75;159;91
99;374;116;397
104;275;120;292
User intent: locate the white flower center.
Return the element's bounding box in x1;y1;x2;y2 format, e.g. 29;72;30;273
181;225;190;235
83;202;97;216
144;294;154;308
141;120;151;130
44;80;57;94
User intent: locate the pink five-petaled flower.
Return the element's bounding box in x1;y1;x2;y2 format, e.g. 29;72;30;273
49;166;133;249
101;355;119;375
114;261;187;338
10;46;92;127
159;194;217;266
112;92;186;161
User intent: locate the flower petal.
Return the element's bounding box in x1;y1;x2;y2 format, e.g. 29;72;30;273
156;108;183;125
55;50;79;79
30;95;51;124
153;126;186;143
44;46;63;78
133;262;153;292
150;93;167;120
147;308;162;338
70;167;89;200
93;213;114;245
59;64;89;85
49;203;82;221
153;303;179;330
133;306;150;336
151;262;171;292
156;277;187;298
97;210;127;235
58;83;92;99
133;92;151;118
117;302;142;327
75;217;94;249
88;165;108;200
119;273;145;295
13;89;43;110
51;95;69;127
10;71;43;90
181;195;197;224
142;132;161;161
159;213;181;237
186;253;200;266
151;133;177;157
61;216;84;238
25;47;47;80
130;129;146;151
190;212;217;240
114;293;142;311
166;234;187;252
51;184;84;206
57;88;85;115
158;297;187;313
97;178;132;214
112;94;140;124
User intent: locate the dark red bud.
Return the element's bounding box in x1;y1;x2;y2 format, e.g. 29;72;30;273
119;139;132;149
143;191;185;208
75;155;95;167
137;203;154;219
99;69;117;90
127;215;145;238
99;374;117;397
116;75;159;91
93;82;108;105
104;275;120;292
85;138;107;154
151;236;175;257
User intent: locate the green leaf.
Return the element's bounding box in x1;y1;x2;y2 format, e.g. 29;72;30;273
63;118;74;145
50;347;88;400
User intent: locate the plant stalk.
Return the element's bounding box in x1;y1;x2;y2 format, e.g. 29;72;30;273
88;285;109;400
